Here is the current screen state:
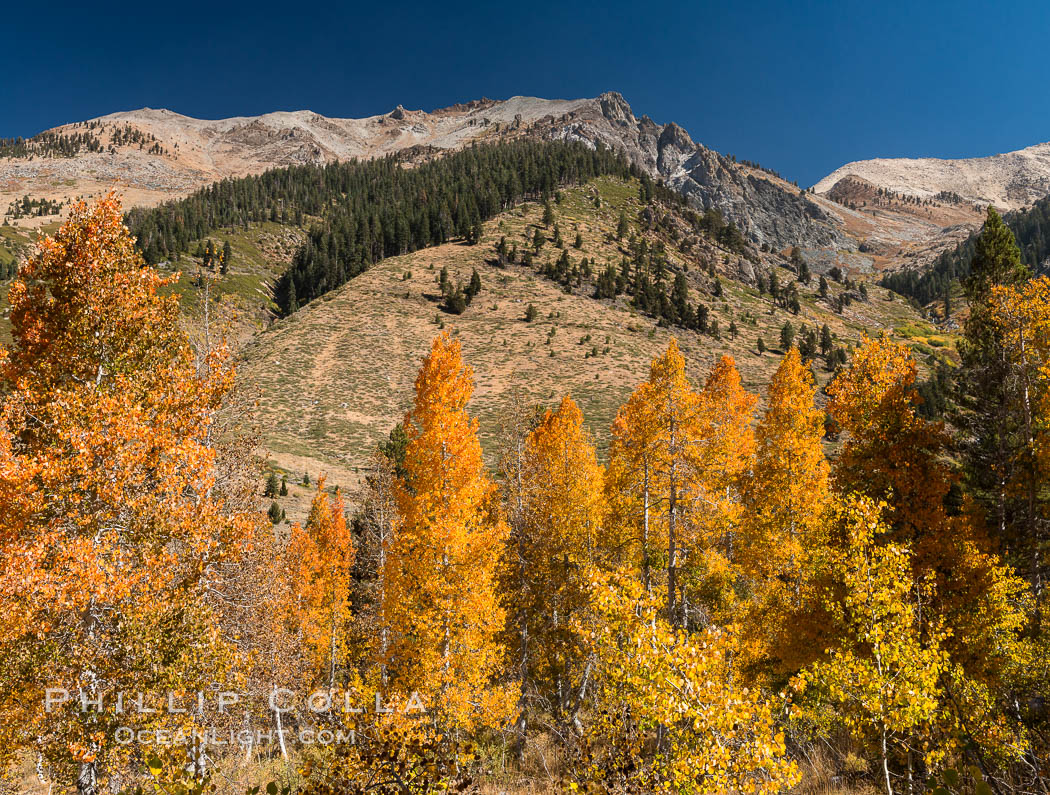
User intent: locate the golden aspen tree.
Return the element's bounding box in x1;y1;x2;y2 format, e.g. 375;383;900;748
797;496;949;795
382;333;512;733
607;339;704;626
605;382;662;590
578;569;800;794
501;395;605;734
984;277;1050;605
0;196;250;792
825;338;1034;779
683;354;757;627
740;348;831;674
826;334;954;568
285;479;355;688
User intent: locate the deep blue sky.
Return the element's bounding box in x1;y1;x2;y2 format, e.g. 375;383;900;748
3;0;1049;187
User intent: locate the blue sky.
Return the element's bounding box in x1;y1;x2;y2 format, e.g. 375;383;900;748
3;0;1049;186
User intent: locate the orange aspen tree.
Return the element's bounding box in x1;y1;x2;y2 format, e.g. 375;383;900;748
605;381;662;590
502;395;605;731
743;347;829;587
740;348;830;673
382;333;512;733
608;339;704;626
684;354;757;627
286;479;355;689
826;336;1033;772
0;196;250;792
826;334;954;568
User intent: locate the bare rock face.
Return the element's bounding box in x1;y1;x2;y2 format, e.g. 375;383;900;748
524;92;850;250
597;91;636;126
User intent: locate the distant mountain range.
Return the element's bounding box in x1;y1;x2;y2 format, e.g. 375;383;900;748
6;93;1050;275
0;93;844;254
813;140;1050;210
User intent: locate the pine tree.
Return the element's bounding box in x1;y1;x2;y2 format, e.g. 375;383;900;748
264;470;281;497
820;323;833;357
780;321;795;351
467;268;482;301
268;500;283;524
959;206;1036;556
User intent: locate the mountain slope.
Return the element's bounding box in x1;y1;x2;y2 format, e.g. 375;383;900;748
814;140;1050;211
239;176;943;491
1;93;846;251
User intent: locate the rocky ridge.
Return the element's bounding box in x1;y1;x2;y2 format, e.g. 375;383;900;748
1;93;847;251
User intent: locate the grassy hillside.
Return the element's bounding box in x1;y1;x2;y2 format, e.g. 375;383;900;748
240;176;944;492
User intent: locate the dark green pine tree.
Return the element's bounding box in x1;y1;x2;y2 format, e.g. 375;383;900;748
444;286;468;315
820;323;833;357
263;471;280;498
959;207;1041;575
268;500;283;525
542;202;555;227
574;231;583;249
222;240;232;272
287;279;298;312
780;321;795;351
378;422;409;479
617;211;630;241
757;336;766;355
467;269;482;302
279;474;288;496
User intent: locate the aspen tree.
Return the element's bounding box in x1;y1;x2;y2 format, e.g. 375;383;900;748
0;196;249;791
502;395;605;730
382;333;512;732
